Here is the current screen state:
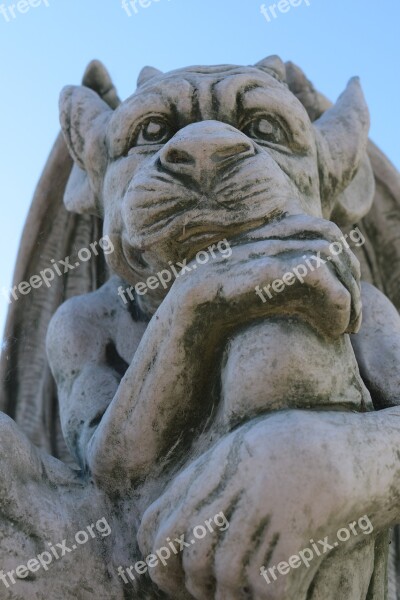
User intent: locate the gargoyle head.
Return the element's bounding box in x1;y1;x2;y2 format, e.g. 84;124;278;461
59;56;374;293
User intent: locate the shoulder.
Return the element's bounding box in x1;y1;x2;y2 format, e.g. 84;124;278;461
361;281;400;326
46;275;137;383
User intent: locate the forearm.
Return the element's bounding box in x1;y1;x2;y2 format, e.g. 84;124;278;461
87;230;361;488
86;298;219;486
137;406;400;600
253;407;400;536
346;407;400;530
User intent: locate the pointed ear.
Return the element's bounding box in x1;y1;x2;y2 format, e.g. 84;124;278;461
255;55;286;82
137;66;163;87
314;77;374;223
59;85;112;216
285;61;332;121
82;59;120;109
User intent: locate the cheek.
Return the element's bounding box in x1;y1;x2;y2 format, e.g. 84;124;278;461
293;166;319;196
101;232;136;284
270;152;322;215
103;149;157;200
294;168;322;216
103;158;138;200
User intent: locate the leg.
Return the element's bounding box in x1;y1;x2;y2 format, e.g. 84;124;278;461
0;413;124;599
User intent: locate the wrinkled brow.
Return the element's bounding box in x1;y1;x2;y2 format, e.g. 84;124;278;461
107;79;196;156
106;72;307;157
213;73;295;125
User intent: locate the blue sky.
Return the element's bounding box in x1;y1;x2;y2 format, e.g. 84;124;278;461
1;0;399;338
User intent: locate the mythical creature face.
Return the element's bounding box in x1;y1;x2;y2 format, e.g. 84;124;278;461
59;57;373;290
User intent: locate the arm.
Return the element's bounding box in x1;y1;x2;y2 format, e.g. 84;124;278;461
351;281;400;408
48;216;361;491
85;217;362;490
46;298;123;470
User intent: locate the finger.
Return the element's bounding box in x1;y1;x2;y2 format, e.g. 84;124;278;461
140;441;236;596
235;217;361;284
211;484;293;600
211;238;335;301
321;252;361;324
299;266;352;336
235;247;353;337
181;515;221;600
315;247;361;330
270;238;360;331
138;459;208;556
340;245;361;281
348;308;362;334
183;492;241;600
146;518;189;598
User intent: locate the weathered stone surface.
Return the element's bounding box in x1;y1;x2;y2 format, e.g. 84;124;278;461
1;57;400;599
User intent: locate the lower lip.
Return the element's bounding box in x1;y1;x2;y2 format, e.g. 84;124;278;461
177;231;223;243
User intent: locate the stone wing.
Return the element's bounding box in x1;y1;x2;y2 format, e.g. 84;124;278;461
0;62;119;464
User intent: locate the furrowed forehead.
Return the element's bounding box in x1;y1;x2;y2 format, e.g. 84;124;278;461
108;66;301;153
139;65;286;93
126;65;287;111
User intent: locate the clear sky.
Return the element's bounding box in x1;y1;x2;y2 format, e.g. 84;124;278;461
1;0;399;339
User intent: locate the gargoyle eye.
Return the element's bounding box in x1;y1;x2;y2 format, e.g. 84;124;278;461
129;117;174;151
242;116;289;148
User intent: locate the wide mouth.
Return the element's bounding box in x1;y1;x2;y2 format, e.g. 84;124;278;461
121;212;315;274
176;217;276;246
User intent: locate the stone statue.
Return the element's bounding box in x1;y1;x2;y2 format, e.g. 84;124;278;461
1;56;400;599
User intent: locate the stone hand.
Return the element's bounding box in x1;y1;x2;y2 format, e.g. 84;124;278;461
171;214;361;340
138;407;400;600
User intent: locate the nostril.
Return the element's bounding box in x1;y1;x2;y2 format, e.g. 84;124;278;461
212;142;253;162
164;148;195;165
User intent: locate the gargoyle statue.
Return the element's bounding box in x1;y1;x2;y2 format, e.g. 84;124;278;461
1;55;400;600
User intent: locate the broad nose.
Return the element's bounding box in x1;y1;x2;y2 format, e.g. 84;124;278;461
159;121;255;181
